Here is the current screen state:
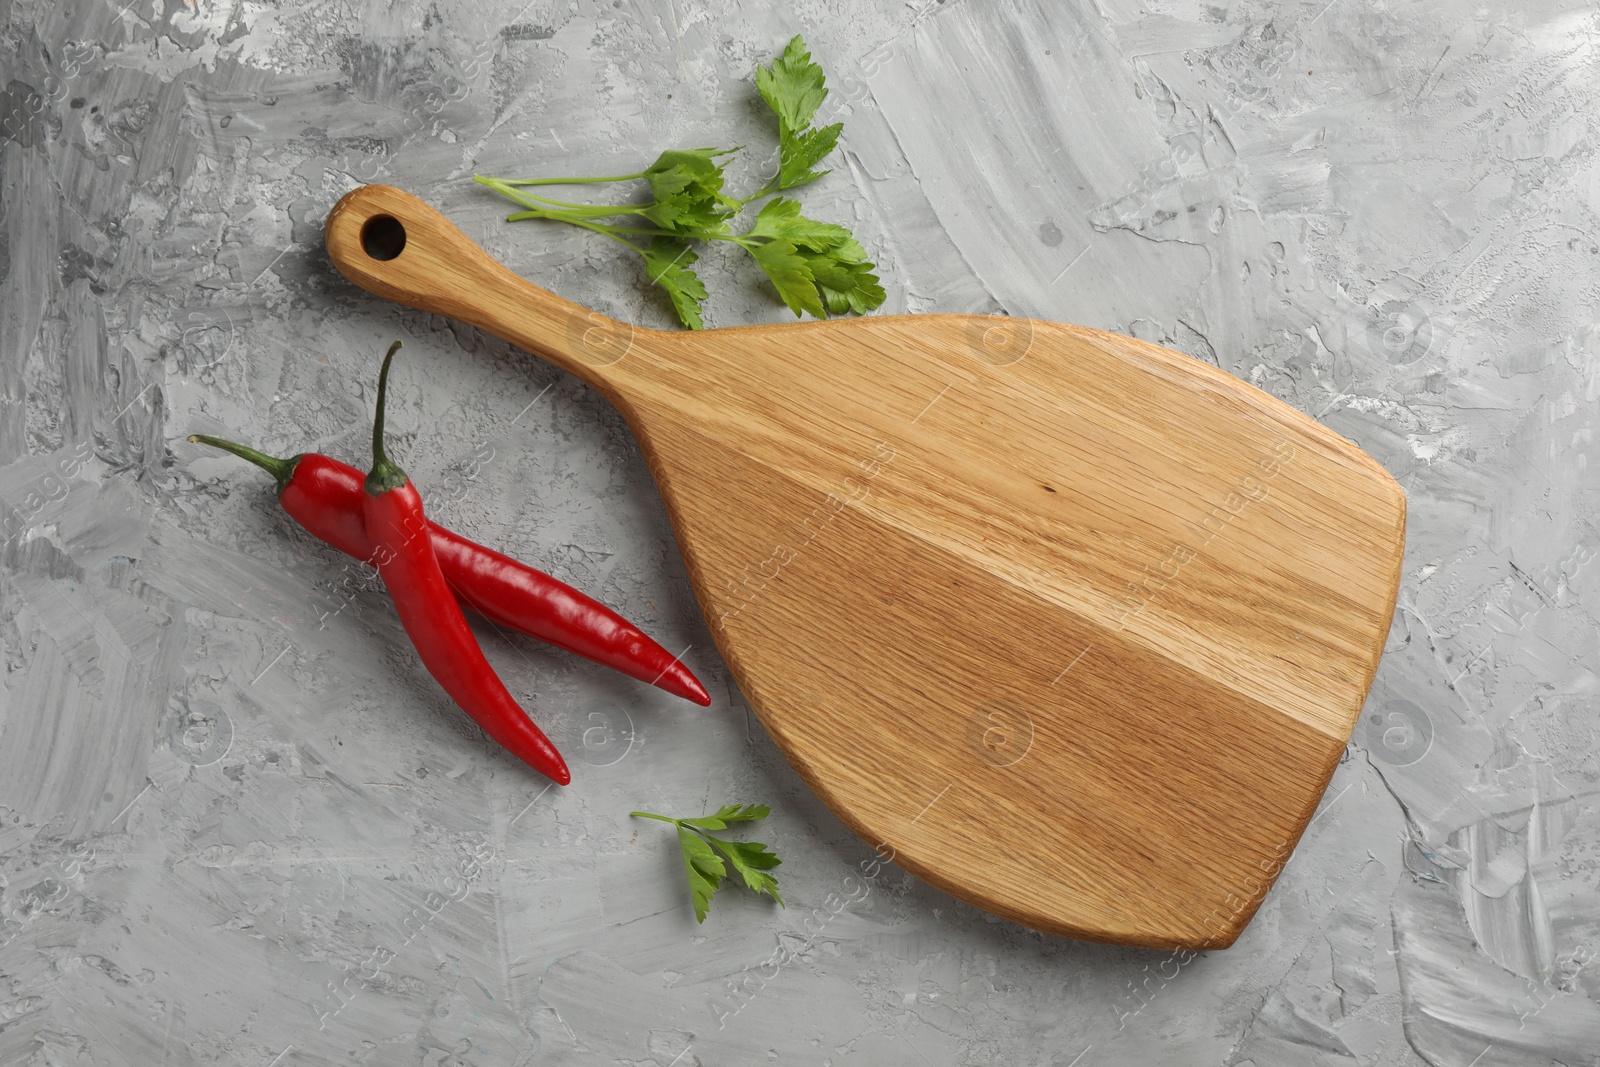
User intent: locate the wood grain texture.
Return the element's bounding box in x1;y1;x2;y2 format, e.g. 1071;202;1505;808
326;185;1406;949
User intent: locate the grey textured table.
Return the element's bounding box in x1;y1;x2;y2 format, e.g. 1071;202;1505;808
2;0;1596;1064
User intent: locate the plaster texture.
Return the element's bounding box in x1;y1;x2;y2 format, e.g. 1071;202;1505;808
1;0;1597;1064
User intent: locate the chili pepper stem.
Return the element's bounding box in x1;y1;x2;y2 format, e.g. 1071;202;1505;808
187;433;299;495
365;340;407;496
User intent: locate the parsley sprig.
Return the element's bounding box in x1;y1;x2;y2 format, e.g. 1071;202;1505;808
475;36;884;329
632;804;784;922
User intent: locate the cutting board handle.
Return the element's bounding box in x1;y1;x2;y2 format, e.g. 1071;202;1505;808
325;184;643;388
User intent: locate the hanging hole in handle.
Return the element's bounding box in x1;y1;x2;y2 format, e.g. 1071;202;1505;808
361;215;407;261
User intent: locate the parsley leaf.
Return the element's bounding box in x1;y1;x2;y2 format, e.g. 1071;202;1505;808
777;122;842;192
477;34;883;329
756;36;828;131
740;198;884;319
800;236;886;315
755;35;843;193
640;147;740;236
745;195;851;249
633;805;784;922
641;237;708;330
682;803;771;830
747;237;825;320
676;826;726;922
708;837;784;905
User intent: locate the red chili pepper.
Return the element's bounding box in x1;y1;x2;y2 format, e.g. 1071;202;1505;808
186;446;710;707
360;341;570;784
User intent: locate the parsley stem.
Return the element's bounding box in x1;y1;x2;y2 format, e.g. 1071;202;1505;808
506;202;648;220
552;216;650;253
511;192;626;210
498;208;717;246
475;172;645;187
735;180;780;207
629;811;679;823
490;185;651;220
498;207;639;243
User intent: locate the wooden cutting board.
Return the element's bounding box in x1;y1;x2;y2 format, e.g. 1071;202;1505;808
325;185;1405;950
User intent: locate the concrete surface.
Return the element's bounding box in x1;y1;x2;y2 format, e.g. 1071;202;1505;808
2;0;1598;1063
